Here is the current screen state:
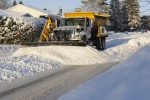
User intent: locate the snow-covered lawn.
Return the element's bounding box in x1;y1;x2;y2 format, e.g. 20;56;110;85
58;41;150;100
0;31;150;83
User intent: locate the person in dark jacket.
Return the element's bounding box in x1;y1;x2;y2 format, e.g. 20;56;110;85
91;21;101;50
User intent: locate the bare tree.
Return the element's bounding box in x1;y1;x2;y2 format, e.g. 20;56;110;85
0;0;12;9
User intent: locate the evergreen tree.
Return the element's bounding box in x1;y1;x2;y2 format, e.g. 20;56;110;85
141;15;150;31
19;0;23;4
121;0;129;31
81;0;109;13
109;0;123;32
125;0;141;30
12;0;17;6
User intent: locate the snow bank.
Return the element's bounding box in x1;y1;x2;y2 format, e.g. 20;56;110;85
12;46;106;65
0;63;62;95
100;32;150;62
128;37;150;47
10;32;150;65
0;45;20;53
58;44;150;100
0;55;61;82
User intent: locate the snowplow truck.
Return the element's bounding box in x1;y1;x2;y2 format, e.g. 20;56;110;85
51;9;110;47
23;10;109;47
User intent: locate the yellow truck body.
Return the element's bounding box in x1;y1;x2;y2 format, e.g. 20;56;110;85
64;11;110;19
64;11;110;26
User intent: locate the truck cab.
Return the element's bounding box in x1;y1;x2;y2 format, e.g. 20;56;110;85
53;17;92;41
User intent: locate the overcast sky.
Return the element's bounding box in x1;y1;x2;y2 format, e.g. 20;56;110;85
16;0;150;16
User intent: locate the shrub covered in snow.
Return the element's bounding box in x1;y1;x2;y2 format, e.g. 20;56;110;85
0;16;44;44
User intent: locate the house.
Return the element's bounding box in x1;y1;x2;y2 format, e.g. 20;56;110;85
7;4;49;18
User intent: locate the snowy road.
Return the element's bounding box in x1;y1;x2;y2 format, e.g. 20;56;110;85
0;62;118;100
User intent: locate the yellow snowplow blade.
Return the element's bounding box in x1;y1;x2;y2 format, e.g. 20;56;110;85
39;16;56;42
22;41;86;46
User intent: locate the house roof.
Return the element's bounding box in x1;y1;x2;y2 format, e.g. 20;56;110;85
7;4;48;14
0;9;32;17
7;4;61;18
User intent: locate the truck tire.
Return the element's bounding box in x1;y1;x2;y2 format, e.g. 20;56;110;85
82;36;87;44
100;37;106;50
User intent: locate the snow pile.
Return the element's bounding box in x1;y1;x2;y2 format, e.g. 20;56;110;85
12;46;104;65
128;37;150;47
99;32;150;62
58;44;150;100
0;45;20;53
0;55;61;82
0;16;44;44
10;32;150;65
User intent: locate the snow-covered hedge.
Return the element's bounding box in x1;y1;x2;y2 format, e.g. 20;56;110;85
0;16;44;44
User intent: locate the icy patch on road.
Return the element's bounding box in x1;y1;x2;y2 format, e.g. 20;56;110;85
0;55;61;82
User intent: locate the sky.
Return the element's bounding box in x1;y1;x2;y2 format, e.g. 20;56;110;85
16;0;150;16
140;1;150;16
16;0;82;13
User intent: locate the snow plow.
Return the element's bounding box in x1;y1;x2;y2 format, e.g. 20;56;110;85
22;9;109;47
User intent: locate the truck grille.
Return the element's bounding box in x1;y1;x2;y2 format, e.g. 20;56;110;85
53;30;73;41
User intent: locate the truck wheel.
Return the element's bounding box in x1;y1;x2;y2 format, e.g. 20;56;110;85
100;37;106;50
82;36;87;43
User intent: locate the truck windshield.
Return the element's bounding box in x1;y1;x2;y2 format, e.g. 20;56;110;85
61;18;86;27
